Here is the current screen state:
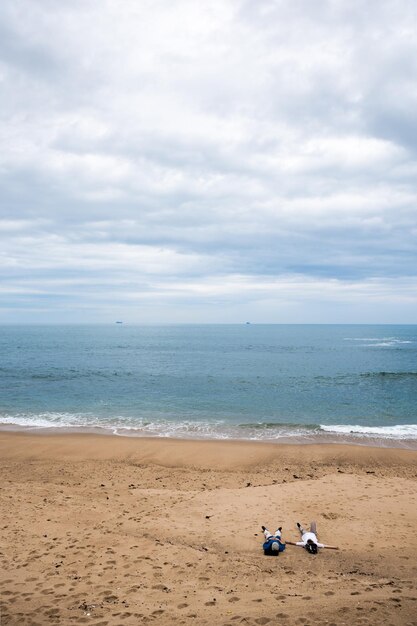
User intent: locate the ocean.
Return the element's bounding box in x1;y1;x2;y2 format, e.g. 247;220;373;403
1;324;416;448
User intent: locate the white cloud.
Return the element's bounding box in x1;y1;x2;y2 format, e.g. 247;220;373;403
1;0;416;321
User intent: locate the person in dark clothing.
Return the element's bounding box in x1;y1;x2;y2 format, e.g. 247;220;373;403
261;525;286;555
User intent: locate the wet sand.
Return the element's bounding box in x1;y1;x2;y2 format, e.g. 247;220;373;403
0;432;416;625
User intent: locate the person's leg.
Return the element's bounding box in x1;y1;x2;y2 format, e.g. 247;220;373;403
297;522;306;536
263;528;273;540
274;527;282;539
310;521;317;535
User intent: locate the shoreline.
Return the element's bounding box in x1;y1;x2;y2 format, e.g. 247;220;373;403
1;423;417;450
1;430;417;467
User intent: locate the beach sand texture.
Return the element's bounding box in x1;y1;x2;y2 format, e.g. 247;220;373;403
0;433;416;626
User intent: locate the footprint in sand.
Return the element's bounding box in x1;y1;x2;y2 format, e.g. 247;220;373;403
152;584;170;592
103;594;119;603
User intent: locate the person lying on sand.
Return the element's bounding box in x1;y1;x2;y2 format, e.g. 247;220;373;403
261;525;286;555
286;521;339;554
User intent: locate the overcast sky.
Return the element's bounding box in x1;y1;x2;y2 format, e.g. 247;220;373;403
1;0;417;323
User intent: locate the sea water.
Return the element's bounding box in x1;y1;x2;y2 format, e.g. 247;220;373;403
0;324;416;447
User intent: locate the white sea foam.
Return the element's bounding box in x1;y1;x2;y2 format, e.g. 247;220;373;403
0;413;83;429
365;341;413;347
320;423;417;439
110;419;231;439
0;413;320;441
345;337;388;341
345;337;413;347
1;413;417;445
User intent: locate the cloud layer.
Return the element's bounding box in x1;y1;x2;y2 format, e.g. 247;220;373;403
1;0;417;322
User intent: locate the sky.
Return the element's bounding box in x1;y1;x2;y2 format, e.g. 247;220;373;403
1;0;417;324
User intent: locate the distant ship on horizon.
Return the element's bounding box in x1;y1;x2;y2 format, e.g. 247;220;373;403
115;321;123;324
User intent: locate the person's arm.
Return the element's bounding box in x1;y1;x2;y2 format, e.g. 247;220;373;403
285;541;303;546
320;544;339;550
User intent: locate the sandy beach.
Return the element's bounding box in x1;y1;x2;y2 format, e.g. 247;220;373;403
0;433;416;626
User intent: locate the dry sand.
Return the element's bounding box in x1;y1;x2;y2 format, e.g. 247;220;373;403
0;432;416;626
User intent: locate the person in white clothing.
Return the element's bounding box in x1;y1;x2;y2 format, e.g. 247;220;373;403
286;521;339;554
295;521;323;554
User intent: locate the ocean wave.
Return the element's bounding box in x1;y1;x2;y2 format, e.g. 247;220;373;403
365;342;413;347
345;337;388;341
30;370;133;380
0;413;313;440
0;412;92;429
345;337;412;342
237;422;319;431
320;424;417;439
345;337;414;347
0;413;416;445
360;371;417;379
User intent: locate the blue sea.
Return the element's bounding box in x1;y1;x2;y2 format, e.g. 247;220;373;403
1;325;416;448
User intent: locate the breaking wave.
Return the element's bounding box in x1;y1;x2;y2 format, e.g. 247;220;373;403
0;413;416;447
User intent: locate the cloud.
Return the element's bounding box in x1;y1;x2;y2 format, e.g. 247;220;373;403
1;0;416;322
